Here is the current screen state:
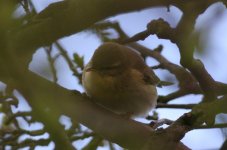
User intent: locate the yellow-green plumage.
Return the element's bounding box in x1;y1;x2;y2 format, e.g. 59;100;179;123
82;42;158;117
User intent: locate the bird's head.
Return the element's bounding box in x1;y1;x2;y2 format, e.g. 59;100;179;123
86;42;128;75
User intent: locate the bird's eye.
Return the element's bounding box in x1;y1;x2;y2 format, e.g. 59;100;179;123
102;61;121;70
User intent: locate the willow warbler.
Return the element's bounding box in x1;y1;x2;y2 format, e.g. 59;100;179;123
82;42;159;117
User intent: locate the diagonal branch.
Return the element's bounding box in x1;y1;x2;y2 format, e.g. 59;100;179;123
13;69;192;150
11;0;175;53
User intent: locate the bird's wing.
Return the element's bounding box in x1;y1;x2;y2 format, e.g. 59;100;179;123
127;49;161;86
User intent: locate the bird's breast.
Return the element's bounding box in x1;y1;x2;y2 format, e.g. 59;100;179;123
82;69;157;117
83;70;116;98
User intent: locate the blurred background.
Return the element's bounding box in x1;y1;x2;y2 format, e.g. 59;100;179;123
1;0;227;149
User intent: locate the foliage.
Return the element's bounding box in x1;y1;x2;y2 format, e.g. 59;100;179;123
0;0;227;150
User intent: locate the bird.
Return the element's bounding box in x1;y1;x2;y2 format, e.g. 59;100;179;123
82;42;159;118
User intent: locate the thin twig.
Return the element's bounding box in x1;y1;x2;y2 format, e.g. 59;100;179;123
109;142;116;150
195;123;227;129
157;103;196;109
55;42;82;83
45;45;58;83
158;90;190;103
5;111;31;125
70;132;96;141
82;136;103;150
20;0;30;15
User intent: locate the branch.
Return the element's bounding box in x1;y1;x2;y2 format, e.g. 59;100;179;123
174;6;218;101
4;111;31;125
55;42;83;83
10;0;175;54
122;18;176;44
11;70;193;150
221;139;227;150
82;136;103;150
70;132;96;141
195;123;227;129
142;113;193;150
5;1;226;149
157;103;195;109
45;45;58;83
129;43;201;94
10;0;222;65
191;95;227;125
157;90;190;103
15;71;154;149
123;11;226;102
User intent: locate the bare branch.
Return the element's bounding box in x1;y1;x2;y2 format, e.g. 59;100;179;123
45;45;58;83
157;103;195;109
195;123;227;129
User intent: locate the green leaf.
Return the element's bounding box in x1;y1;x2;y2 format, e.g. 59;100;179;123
73;53;84;69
